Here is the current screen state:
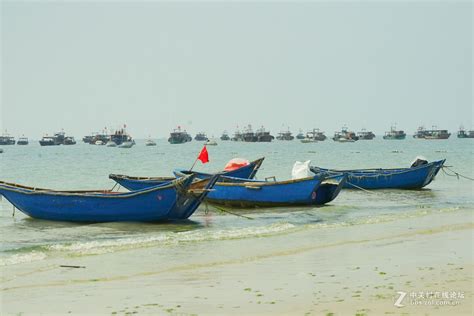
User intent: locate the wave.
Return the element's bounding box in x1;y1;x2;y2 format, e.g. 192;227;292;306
0;206;467;266
0;222;297;266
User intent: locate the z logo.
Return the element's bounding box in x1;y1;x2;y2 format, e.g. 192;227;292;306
394;291;407;307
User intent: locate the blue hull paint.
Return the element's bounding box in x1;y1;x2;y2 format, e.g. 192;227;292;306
112;176;175;191
314;174;347;205
311;160;445;190
205;174;346;207
110;158;264;191
0;175;218;222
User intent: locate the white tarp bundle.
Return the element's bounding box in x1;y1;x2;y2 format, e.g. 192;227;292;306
291;160;312;179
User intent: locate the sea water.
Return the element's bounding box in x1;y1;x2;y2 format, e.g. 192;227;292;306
0;137;472;266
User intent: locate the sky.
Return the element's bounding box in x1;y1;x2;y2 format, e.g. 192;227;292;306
1;1;472;139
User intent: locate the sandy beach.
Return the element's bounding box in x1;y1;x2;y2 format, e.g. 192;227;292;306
1;208;472;315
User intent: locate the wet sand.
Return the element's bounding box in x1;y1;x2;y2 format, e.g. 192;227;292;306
1;209;472;315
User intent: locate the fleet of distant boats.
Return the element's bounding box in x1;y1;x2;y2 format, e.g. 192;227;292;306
0;125;473;150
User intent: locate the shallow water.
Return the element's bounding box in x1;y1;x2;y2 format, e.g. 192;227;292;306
0;137;473;266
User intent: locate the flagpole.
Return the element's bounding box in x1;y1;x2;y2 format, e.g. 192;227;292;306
189;158;199;171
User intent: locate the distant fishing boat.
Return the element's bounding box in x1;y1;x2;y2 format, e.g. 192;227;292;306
205;139;218;146
106;140;117;147
86;125;133;146
17;137;29;145
64;137;76;145
457;126;474;138
241;125;257;142
109;157;265;191
90;133;109;145
220;131;230;141
0;175;218;222
39;130;75;146
255;126;274;142
424;127;451;140
357;129;375;140
235;125;274;142
333;126;358;142
82;134;94;144
0;148;3;154
300;137;317;143
145;139;157;146
110;126;134;145
276;129;294;141
296;129;305;140
198;173;346;207
310;159;445;190
39;136;57;146
145;136;157;146
337;138;356;143
194;132;208;141
168;127;192;144
383;126;406;140
302;129;326;142
0;131;16;145
413;126;450;139
231;129;243;141
118;141;135;148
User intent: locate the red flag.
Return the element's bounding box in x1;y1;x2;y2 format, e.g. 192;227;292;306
197;146;209;164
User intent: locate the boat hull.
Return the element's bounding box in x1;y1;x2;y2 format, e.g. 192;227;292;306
205;174;345;207
39;141;59;146
0;175;216;222
310;160;445;190
383;135;406;140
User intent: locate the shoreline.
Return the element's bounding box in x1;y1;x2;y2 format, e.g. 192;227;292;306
1;209;472;315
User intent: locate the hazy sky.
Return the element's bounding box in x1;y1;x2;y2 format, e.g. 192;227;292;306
1;1;472;139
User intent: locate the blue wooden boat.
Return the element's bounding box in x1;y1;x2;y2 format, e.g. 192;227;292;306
175;172;346;208
310;159;445;190
109;157;265;191
0;175;219;222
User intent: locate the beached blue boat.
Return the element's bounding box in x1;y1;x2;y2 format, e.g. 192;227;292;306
177;172;346;208
0;175;219;222
109;157;265;191
310;160;445;190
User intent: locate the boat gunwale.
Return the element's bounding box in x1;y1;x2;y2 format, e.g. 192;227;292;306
211;173;341;187
111;157;265;183
0;175;192;198
311;160;445;175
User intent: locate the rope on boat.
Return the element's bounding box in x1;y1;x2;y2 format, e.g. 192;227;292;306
345;181;378;194
110;182;118;192
441;166;474;181
211;205;254;220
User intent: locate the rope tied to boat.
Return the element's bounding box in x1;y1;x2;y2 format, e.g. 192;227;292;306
345;181;378;194
212;205;254;220
441;166;474;181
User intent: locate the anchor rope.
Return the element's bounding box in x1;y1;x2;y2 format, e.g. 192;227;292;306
211;204;254;220
345;181;378;194
110;182;118;192
441;166;474;181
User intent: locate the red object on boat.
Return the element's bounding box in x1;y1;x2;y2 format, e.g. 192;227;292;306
197;146;209;164
224;158;250;171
